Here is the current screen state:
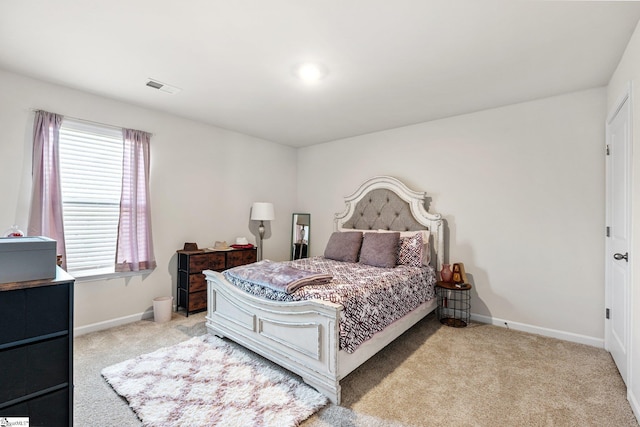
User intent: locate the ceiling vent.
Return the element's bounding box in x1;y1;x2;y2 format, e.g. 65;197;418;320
145;79;181;94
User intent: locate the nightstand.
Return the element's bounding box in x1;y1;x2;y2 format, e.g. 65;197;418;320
435;281;472;327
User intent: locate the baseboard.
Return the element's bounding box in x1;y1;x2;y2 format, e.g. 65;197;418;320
471;313;604;348
629;387;640;423
73;310;155;337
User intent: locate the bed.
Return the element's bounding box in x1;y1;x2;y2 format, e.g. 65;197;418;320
204;176;444;404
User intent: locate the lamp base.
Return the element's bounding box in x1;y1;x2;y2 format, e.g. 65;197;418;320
258;221;265;261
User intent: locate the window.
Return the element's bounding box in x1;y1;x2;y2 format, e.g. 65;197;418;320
29;110;156;279
58;119;123;277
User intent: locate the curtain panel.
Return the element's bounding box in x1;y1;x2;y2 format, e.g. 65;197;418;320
115;129;156;272
27;110;67;269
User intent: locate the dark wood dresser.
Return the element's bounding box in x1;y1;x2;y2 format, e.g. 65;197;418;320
177;248;256;316
0;267;74;426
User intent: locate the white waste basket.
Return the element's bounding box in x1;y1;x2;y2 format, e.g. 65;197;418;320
153;296;173;323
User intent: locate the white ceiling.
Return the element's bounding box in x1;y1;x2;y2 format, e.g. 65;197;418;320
1;1;640;147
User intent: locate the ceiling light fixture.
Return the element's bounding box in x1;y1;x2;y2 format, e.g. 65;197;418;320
293;62;328;84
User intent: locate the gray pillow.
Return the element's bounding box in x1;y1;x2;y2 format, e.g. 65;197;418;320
359;232;399;268
324;231;363;263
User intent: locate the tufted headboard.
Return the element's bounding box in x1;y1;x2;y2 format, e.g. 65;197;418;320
334;176;444;270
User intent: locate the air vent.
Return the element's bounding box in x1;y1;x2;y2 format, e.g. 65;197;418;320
145;79;181;94
146;80;163;89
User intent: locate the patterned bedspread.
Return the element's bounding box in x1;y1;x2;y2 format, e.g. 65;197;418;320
223;256;436;353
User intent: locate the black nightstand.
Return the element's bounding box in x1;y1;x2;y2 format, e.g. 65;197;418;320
435;281;472;327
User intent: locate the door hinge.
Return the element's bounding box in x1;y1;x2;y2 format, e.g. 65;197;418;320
606;226;610;237
606;145;610;155
606;308;610;319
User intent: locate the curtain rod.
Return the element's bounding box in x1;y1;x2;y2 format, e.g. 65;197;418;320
31;109;154;136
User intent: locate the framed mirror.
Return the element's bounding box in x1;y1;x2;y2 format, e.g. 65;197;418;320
291;213;310;260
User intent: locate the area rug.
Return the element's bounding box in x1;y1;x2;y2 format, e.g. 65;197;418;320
101;334;328;427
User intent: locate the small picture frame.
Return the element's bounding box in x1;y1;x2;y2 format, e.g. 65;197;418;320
452;263;467;284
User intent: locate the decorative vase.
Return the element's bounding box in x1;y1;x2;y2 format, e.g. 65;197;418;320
440;264;453;282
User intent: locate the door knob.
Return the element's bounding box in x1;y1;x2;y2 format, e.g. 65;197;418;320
613;252;629;262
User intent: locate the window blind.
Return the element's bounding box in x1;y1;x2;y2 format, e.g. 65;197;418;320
58;119;123;277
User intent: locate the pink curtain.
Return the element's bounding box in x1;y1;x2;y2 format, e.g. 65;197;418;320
115;129;156;272
27;111;66;269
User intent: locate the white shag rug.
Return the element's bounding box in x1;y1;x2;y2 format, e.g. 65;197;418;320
101;334;328;427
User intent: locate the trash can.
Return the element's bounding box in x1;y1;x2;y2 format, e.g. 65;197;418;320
153;296;173;323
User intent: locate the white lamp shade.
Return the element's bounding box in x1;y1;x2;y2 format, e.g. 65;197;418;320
251;202;275;221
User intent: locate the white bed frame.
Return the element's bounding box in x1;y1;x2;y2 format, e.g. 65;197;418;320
204;176;444;404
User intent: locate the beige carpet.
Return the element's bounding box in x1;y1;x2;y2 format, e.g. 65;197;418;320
74;311;639;427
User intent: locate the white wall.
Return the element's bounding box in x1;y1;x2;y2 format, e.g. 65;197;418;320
0;69;296;331
298;88;606;345
608;19;640;422
0;67;610;348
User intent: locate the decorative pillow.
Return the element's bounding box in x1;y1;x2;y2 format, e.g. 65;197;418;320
379;229;430;265
359;231;400;268
323;231;363;263
398;233;423;267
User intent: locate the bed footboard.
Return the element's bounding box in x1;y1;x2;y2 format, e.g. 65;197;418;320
204;269;344;404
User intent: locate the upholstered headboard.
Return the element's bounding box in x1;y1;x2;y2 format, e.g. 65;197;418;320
334;176;444;270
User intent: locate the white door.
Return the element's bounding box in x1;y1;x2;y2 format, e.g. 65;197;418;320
605;87;632;386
